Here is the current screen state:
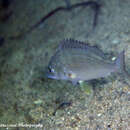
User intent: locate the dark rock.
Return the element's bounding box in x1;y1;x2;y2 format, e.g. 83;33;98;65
0;37;4;47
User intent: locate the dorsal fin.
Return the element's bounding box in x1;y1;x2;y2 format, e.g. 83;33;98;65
58;38;90;50
57;38;106;59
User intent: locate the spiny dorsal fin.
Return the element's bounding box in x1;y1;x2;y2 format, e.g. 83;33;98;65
58;38;102;51
58;38;106;59
58;38;91;50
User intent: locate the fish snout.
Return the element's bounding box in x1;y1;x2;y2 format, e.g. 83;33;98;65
44;67;57;79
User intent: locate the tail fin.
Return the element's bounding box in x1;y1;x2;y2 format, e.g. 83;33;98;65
115;50;125;72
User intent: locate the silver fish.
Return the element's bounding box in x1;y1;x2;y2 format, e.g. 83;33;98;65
46;39;126;85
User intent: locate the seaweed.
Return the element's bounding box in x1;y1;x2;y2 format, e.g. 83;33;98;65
9;1;101;39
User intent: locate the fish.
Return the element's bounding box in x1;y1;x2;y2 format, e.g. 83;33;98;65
45;39;127;85
53;102;72;116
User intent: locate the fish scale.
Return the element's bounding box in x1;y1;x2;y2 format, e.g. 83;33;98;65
45;39;127;85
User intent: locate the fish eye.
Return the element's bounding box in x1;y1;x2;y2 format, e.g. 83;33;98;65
48;66;52;72
48;66;55;73
51;68;55;73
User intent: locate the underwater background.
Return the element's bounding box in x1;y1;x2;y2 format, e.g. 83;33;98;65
0;0;130;129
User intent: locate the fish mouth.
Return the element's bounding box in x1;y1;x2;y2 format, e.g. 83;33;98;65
44;70;57;79
46;74;57;79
